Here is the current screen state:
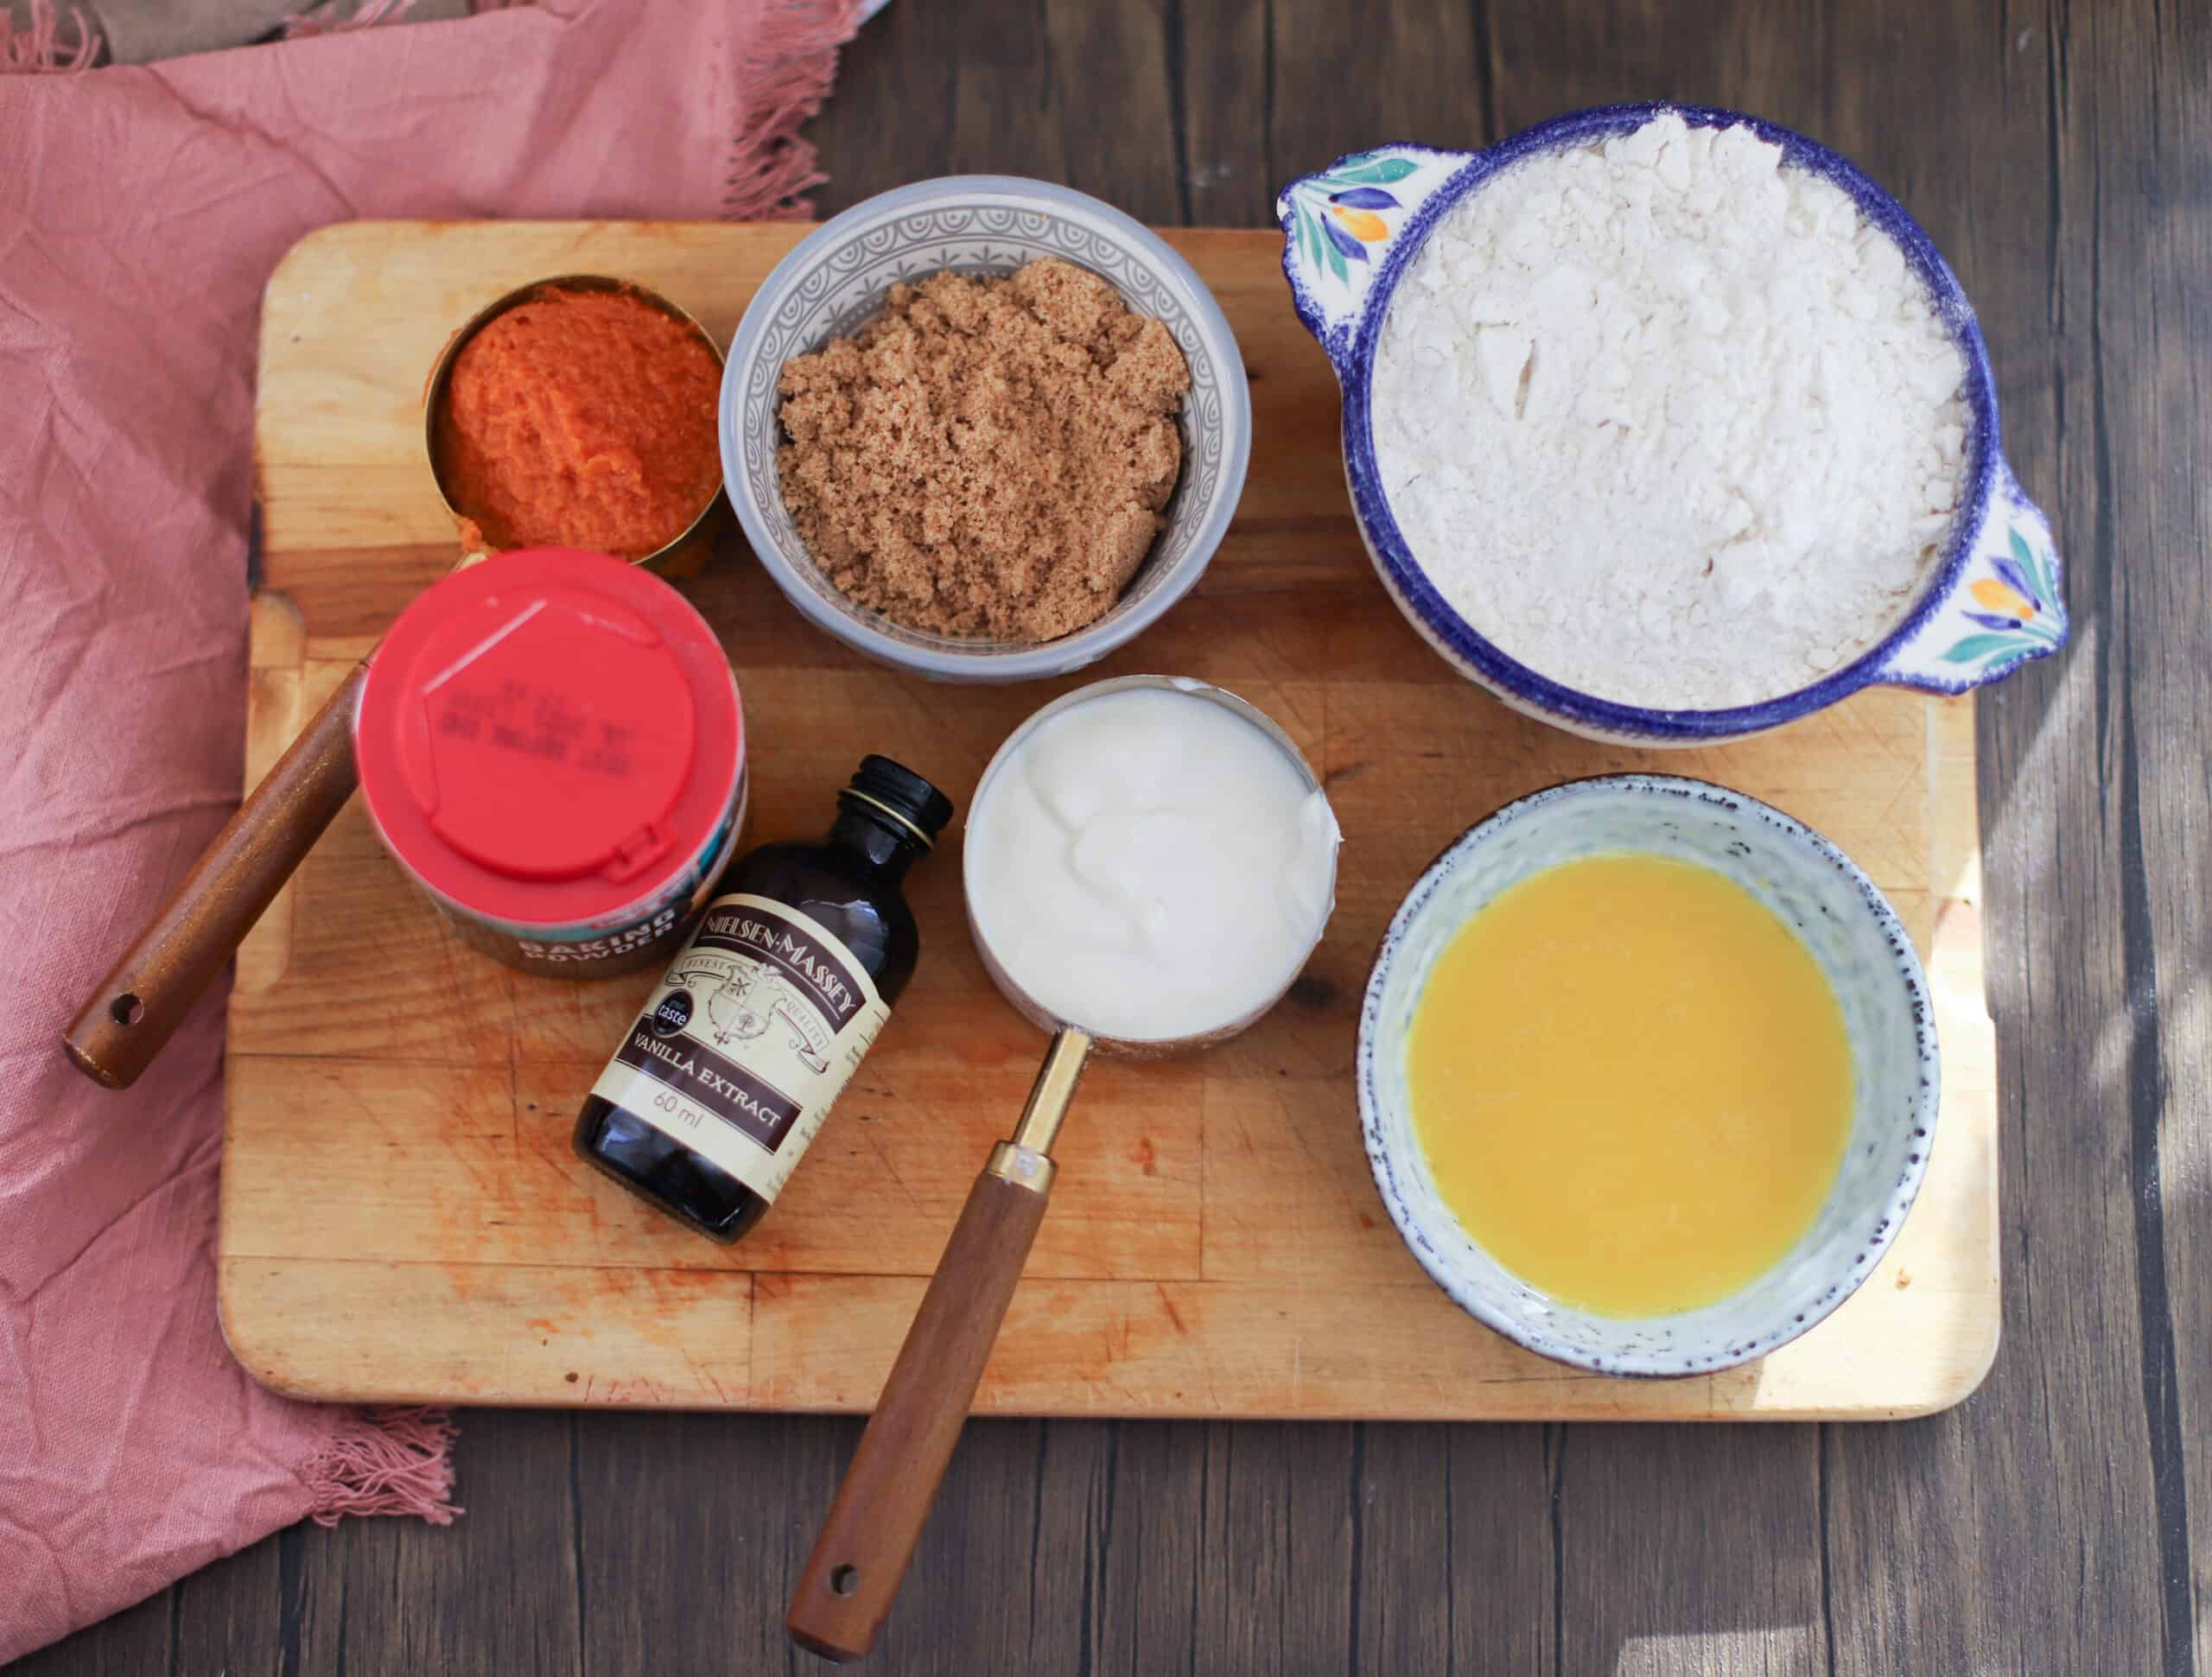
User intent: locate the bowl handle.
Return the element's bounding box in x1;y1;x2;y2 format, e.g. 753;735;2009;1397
1874;461;2068;693
1277;147;1466;374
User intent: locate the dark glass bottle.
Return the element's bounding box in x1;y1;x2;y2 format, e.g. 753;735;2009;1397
575;756;953;1243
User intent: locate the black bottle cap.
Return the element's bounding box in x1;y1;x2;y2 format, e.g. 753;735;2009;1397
842;755;955;847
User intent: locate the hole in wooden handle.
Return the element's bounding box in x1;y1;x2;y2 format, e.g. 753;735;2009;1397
110;993;143;1027
830;1565;860;1598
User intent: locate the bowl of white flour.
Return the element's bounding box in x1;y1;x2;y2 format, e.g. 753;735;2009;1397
1277;105;2067;744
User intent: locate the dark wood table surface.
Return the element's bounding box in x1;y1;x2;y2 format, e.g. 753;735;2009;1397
17;2;2207;1672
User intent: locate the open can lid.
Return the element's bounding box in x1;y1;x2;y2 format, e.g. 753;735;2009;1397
356;548;743;930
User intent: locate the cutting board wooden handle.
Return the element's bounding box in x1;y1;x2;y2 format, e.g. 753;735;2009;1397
788;1166;1052;1663
64;661;368;1089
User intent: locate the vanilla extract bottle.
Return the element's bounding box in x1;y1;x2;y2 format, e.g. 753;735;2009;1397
575;756;952;1242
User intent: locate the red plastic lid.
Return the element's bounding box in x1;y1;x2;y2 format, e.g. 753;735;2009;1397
356;548;743;929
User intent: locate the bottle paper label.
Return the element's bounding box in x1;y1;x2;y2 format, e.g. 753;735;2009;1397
588;892;888;1203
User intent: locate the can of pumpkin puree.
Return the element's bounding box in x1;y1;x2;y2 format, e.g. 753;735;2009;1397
354;547;747;978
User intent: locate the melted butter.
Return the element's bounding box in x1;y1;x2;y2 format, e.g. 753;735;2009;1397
1407;853;1853;1318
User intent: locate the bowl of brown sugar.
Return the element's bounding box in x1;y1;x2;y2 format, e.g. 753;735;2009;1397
721;177;1252;682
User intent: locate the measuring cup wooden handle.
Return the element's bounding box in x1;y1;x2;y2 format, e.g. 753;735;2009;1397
64;661;368;1089
787;1166;1052;1662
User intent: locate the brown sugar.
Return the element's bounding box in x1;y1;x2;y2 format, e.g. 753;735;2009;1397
435;287;722;560
775;258;1192;641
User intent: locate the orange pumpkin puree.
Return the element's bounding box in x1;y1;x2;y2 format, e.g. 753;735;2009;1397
434;288;721;559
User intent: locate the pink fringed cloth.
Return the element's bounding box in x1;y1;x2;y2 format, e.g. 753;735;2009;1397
0;0;857;1660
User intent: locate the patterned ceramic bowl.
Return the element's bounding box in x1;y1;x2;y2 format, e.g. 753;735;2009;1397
721;176;1251;683
1357;774;1940;1377
1279;104;2067;746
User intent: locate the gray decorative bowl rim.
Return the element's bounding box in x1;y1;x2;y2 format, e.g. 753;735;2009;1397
720;175;1253;682
1278;102;2068;740
1354;772;1942;1378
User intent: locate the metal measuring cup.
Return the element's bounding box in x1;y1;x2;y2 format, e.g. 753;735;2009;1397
65;276;725;1089
422;274;728;577
789;674;1340;1663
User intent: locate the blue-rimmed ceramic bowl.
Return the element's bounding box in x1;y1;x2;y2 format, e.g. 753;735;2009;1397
723;176;1251;683
1278;104;2067;746
1357;774;1940;1377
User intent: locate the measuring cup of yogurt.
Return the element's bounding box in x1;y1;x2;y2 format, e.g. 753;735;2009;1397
1277;103;2067;746
787;674;1338;1663
963;674;1341;1051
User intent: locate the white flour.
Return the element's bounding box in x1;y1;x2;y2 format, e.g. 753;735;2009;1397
1371;112;1969;709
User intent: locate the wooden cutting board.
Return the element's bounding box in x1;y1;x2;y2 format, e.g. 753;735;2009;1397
223;220;1998;1420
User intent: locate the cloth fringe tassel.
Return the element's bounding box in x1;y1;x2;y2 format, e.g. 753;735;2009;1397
1;0;96;72
281;0;419;40
301;1407;461;1527
722;0;864;220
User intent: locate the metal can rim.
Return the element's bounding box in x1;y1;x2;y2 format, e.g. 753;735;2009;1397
422;273;728;571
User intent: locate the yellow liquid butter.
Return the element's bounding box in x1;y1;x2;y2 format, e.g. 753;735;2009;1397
1407;854;1853;1318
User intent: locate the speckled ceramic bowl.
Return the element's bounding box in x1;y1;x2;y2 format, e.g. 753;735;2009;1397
722;176;1251;683
1357;774;1940;1377
1279;104;2067;746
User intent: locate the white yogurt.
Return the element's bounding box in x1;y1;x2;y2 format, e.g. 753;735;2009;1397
965;685;1340;1042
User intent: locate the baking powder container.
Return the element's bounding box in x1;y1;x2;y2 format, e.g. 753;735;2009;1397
353;547;747;978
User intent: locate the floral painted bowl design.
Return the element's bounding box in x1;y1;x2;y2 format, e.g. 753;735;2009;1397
722;176;1251;684
1279;104;2067;746
1357;775;1940;1377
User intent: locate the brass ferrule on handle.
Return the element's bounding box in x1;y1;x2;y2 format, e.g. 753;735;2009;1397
982;1141;1056;1196
985;1026;1091;1193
